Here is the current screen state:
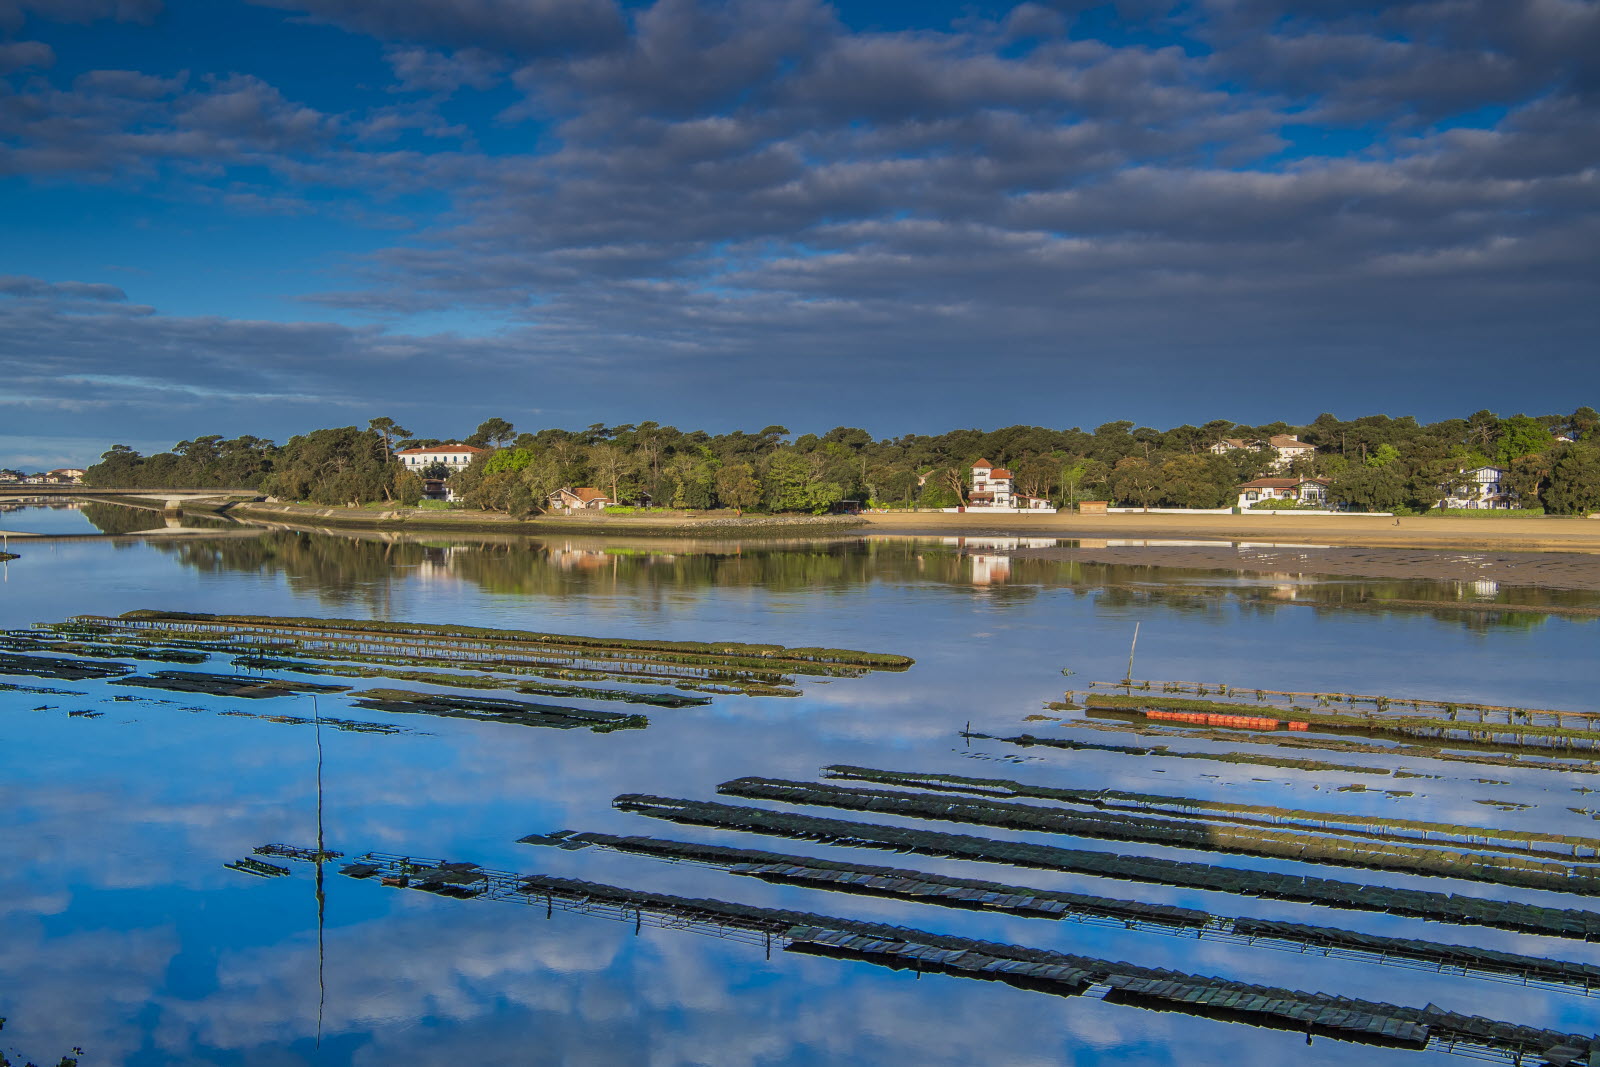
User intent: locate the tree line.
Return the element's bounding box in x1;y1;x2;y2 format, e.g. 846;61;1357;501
82;406;1600;515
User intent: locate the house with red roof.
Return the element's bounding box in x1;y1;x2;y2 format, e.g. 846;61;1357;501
395;443;487;471
1209;434;1316;471
1236;476;1332;509
548;487;613;511
968;459;1054;511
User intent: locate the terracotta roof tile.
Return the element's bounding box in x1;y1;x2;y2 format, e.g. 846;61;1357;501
1237;477;1328;489
396;443;486;455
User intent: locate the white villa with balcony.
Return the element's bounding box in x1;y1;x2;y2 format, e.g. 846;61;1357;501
1442;466;1514;509
1236;476;1332;509
967;459;1055;511
395;443;486;470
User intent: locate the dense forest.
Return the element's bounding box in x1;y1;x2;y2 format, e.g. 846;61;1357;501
83;407;1600;515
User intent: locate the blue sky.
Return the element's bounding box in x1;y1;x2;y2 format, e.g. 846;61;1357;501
2;0;1597;467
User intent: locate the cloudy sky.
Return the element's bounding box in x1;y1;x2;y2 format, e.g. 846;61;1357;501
2;0;1597;466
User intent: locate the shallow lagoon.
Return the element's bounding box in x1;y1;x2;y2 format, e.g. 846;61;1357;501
2;514;1599;1065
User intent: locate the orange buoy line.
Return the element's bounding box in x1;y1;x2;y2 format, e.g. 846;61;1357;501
1143;709;1309;732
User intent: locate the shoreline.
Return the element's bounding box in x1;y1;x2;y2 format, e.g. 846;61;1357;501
26;496;1600;557
856;510;1600;552
224;501;1600;552
1003;542;1600;594
226;501;867;538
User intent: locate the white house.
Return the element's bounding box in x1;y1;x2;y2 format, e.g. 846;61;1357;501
968;459;1054;510
1209;434;1315;471
1442;466;1513;509
1236;476;1332;509
395;443;486;471
1265;434;1315;470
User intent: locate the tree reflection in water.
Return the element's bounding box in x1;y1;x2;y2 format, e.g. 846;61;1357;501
147;529;1599;632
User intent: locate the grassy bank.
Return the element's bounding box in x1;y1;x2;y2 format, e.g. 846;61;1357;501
228;500;865;537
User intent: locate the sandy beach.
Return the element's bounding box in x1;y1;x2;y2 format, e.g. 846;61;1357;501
861;511;1600;594
1006;543;1600;594
859;510;1600;552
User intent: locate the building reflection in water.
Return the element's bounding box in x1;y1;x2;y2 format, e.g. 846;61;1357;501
941;537;1060;586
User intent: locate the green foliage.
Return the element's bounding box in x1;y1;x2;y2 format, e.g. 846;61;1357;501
78;404;1600;518
665;453;716;509
1495;414;1552;465
466;417;516;448
83;435;277;489
1058;458;1094;504
764;451;843;513
261;427;393;506
1366;442;1401;467
1544;444;1600;515
484;447;534;475
1406;455;1475;512
1329;460;1407;512
1426;508;1546;517
367;416;411;462
395;469;424;506
715;461;762;513
1109;456;1161;507
1155;454;1234;508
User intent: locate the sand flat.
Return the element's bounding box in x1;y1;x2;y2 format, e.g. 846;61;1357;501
862;511;1600;593
860;510;1600;552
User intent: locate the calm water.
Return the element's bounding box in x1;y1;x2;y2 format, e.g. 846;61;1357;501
0;500;116;535
2;510;1598;1065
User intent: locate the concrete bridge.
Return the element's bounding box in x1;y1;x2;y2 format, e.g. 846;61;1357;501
0;486;260;511
0;487;264;543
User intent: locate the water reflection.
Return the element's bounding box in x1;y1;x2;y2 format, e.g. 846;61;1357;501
145;529;1600;632
0;501;237;537
6;527;1600;1065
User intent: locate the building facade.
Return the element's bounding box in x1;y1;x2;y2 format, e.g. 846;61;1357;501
548;487;612;510
1442;466;1514;509
1236;476;1332;509
967;460;1054;510
395;444;486;471
1210;434;1316;471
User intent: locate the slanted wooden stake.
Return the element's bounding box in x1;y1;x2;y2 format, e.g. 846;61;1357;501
1124;622;1141;686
